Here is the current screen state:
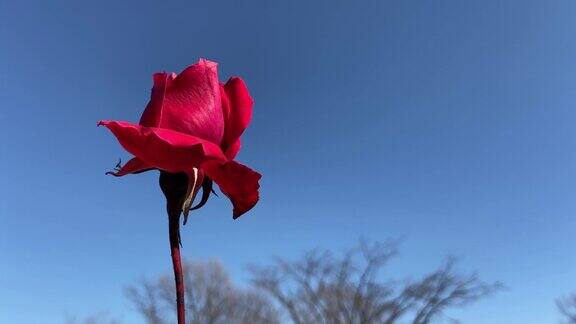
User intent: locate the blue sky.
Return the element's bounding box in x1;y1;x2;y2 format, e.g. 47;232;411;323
1;1;576;323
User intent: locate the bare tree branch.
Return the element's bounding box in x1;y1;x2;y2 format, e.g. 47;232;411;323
65;311;121;324
125;279;166;324
406;258;502;324
557;293;576;323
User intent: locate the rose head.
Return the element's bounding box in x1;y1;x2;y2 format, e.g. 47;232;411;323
99;59;261;220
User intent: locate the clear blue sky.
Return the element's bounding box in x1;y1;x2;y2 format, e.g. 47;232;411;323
1;1;575;323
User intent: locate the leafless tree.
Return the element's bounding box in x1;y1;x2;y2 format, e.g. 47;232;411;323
249;240;501;324
557;293;576;323
127;241;500;324
125;260;280;324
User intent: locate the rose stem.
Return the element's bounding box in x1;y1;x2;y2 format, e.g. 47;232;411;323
160;171;188;324
168;208;186;324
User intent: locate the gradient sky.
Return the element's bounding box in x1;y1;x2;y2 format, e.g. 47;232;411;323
1;1;576;323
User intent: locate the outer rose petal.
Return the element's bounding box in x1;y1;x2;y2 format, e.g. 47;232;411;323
139;72;177;128
98;120;226;174
140;59;224;144
203;160;261;219
224;139;241;160
106;157;154;176
220;77;253;157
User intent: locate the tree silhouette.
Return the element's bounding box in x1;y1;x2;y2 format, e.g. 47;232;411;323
249;240;501;324
126;260;279;324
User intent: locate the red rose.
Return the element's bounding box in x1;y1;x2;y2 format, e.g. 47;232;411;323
99;59;261;220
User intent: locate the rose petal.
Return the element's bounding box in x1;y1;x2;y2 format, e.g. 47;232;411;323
139;72;177;128
202;160;261;219
98;120;226;174
106;157;155;176
220;77;253;158
139;59;224;144
224;139;241;160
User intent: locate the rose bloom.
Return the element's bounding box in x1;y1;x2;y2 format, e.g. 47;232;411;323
99;59;261;220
